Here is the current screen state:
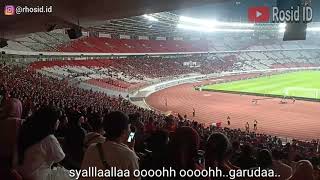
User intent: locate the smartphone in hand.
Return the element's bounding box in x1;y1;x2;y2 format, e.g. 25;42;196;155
127;132;135;143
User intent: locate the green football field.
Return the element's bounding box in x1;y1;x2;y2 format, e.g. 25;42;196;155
201;71;320;99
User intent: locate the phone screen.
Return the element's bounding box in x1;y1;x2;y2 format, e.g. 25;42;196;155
198;158;205;165
127;132;135;142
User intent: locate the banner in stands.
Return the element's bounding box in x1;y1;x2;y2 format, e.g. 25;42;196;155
120;35;131;39
138;36;149;40
156;37;166;40
82;31;89;37
98;33;111;38
173;37;183;40
183;61;200;67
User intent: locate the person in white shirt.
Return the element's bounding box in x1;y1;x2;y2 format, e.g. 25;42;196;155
17;106;65;180
83;116;106;150
81;111;139;180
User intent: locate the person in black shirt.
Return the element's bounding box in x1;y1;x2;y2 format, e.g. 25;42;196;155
62;112;87;169
253;120;258;131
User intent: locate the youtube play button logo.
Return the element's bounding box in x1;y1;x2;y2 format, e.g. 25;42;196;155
256;11;262;18
248;6;270;23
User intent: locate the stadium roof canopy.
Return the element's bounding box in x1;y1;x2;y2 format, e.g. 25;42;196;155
0;0;229;39
2;0;320;39
90;13;320;39
91;12;187;37
90;12;281;38
89;0;320;38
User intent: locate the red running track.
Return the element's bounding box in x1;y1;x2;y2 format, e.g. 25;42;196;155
146;81;320;140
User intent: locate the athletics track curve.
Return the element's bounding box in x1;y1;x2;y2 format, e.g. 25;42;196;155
146;77;320;140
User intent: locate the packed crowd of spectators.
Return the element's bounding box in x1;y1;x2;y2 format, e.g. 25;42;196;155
32;55;236;81
112;57;196;79
55;38;209;53
90;55;236;78
0;64;319;180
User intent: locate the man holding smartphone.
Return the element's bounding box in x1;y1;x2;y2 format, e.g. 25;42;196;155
81;111;140;180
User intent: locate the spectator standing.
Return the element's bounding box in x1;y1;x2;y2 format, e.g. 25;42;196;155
167;126;209;180
63;112;87;169
83;116;105;149
17;106;65;180
81;111;139;180
205;133;237;179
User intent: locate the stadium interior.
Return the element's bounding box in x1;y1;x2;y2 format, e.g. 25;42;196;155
1;0;320;179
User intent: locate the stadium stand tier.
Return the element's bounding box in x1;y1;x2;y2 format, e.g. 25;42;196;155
3;31;320;53
1;61;320;180
55;37;209;53
25;49;320;94
1;23;320;180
